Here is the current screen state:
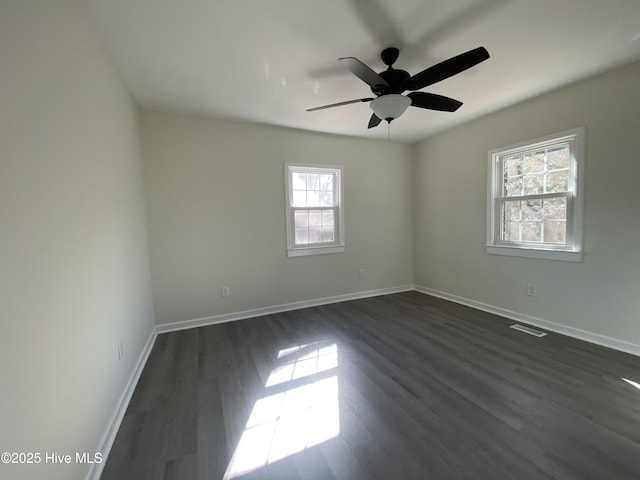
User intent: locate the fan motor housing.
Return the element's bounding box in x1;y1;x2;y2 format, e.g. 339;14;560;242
372;69;410;95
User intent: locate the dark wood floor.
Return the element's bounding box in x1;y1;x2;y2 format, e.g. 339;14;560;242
101;291;640;480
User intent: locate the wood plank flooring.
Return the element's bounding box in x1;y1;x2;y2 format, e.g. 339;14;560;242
101;291;640;479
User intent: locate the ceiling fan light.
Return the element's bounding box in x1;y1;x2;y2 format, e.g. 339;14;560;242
370;94;411;122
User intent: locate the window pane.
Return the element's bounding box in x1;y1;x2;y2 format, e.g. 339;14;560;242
321;227;335;242
522;199;542;220
504;176;522;197
292;190;306;206
503;200;521;221
290;170;337;208
295;228;309;244
522;222;542;242
499;185;566;244
547;145;570;170
321;210;334;226
546;170;569;193
305;189;321;207
524;150;545;174
306;174;319;190
503;221;520;241
319;191;334;207
308;210;321;227
504;155;521;177
294;210;308;227
294;209;335;245
523;174;544;195
544;221;566;244
543;197;566;220
308;227;322;243
319;174;334;192
292;173;307;189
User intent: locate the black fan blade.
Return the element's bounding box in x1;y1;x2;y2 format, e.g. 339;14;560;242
408;92;462;112
405;46;490;91
339;57;390;89
307;97;373;112
368;113;382;129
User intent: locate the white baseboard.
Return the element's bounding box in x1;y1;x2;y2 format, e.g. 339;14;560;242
156;285;415;334
414;285;640;357
86;327;157;480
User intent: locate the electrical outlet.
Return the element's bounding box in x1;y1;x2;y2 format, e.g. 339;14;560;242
359;269;365;279
526;283;537;297
221;285;230;297
118;340;124;360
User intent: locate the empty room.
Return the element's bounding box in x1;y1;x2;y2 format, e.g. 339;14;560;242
2;1;640;479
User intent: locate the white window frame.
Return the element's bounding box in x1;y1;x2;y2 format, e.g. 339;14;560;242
284;162;345;257
486;127;585;262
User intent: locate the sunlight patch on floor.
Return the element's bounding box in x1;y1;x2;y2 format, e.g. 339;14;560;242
267;342;338;387
622;377;640;391
223;343;340;479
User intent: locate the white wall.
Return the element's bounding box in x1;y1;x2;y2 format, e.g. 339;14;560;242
0;2;155;479
413;61;640;349
141;111;414;325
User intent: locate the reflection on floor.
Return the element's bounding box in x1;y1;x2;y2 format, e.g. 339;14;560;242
622;377;640;391
224;342;340;479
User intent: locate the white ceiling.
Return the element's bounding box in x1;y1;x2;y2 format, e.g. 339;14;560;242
86;0;640;143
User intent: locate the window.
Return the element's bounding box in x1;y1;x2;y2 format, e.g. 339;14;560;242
487;127;585;261
285;163;344;257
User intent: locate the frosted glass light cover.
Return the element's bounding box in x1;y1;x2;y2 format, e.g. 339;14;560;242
370;94;411;121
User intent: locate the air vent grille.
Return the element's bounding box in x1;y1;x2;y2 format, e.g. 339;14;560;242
510;324;547;337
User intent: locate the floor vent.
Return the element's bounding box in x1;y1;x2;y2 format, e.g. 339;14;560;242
510;324;547;337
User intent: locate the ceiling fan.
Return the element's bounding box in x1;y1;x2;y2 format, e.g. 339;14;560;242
307;46;490;128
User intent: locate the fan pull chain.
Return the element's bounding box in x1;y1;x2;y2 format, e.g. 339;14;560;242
387;121;391;141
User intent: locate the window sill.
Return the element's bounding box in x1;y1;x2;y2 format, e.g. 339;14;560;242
287;245;345;258
486;244;582;262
